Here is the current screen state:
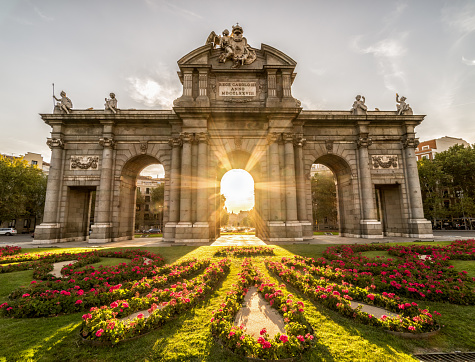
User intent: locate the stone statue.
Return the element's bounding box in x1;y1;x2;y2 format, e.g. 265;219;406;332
105;93;118;114
206;24;256;68
396;93;413;115
351;95;367;115
53;91;73;114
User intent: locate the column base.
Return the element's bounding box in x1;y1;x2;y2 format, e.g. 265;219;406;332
286;220;303;240
360;220;383;238
89;223;112;244
408;219;433;238
174;222;193;242
300;221;313;240
192;222;210;240
32;223;61;244
163;222;177;242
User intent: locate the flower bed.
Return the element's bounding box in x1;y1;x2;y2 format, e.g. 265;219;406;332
80;258;230;344
310;242;475;305
1;257;208;318
266;259;440;334
214;246;275;257
211;259;315;360
0;245;22;258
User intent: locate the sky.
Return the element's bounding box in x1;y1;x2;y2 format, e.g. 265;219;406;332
1;0;474;211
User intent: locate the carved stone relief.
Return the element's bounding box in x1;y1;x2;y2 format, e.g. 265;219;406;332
70;156;99;170
371;155;398;169
140;141;148;154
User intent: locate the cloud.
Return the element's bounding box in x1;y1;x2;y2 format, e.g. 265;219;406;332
352;35;408;92
34;6;53;22
144;0;202;20
442;4;475;35
127;65;181;108
462;56;475;66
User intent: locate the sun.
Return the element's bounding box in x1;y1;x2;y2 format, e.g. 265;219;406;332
220;169;255;213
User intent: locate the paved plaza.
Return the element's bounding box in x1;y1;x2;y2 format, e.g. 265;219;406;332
1;231;473;249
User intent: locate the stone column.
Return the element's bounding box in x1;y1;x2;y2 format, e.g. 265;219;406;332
196;133;209;223
33;136;64;243
193;133;210;241
179;133;193;223
267;133;281;221
283;133;298;222
356;132;382;237
294;136;307;221
168;137;182;223
42;137;64;224
90;132;115;243
403;135;433;237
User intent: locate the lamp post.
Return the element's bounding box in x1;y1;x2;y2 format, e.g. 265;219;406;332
456;189;467;230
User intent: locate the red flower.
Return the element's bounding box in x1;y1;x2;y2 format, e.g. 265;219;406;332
260;328;267;335
96;329;104;337
279;334;289;343
75;299;83;304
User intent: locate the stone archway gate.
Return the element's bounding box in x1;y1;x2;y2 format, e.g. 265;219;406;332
34;27;432;244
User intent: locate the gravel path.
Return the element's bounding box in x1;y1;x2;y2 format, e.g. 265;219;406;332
234;287;285;338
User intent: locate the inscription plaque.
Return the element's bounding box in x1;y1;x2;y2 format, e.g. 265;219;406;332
218;81;256;97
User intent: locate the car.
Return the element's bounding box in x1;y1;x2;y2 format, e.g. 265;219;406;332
0;228;17;236
146;228;161;234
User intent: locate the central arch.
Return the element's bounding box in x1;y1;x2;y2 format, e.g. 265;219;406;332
215;150;266;240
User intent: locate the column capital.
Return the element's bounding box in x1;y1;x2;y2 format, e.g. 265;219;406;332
266;132;280;145
196;132;209;144
46;137;64;149
99;137;116;148
283;133;295;144
180;132;194;144
168;137;183;148
293;136;306;147
356;134;372;148
402;136;419;149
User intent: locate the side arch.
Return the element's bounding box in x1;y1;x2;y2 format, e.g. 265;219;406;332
305;150;361;237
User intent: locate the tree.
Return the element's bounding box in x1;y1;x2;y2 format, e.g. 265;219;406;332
311;172;337;230
0;156;47;226
150;183;164;229
418;144;475;229
219;194;229;227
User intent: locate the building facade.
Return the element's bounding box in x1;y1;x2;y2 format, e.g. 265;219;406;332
415;136;470;161
33;26;432;244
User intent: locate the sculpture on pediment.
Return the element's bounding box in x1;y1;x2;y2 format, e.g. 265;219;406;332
105;93;118;114
206;24;256;68
351;95;367;115
396;93;413;115
53;91;73;114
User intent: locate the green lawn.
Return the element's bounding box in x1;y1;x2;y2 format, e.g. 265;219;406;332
0;242;473;361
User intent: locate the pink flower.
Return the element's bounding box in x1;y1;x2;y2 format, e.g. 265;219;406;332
122;302;129;308
82;313;92;320
408;326;416;331
96;329;104;337
297;335;304;342
110;301;119;308
260;328;267;335
77;290;84;296
137;313;144;319
75;299;83;304
367;294;375;301
279;334;289;343
22;294;30;298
